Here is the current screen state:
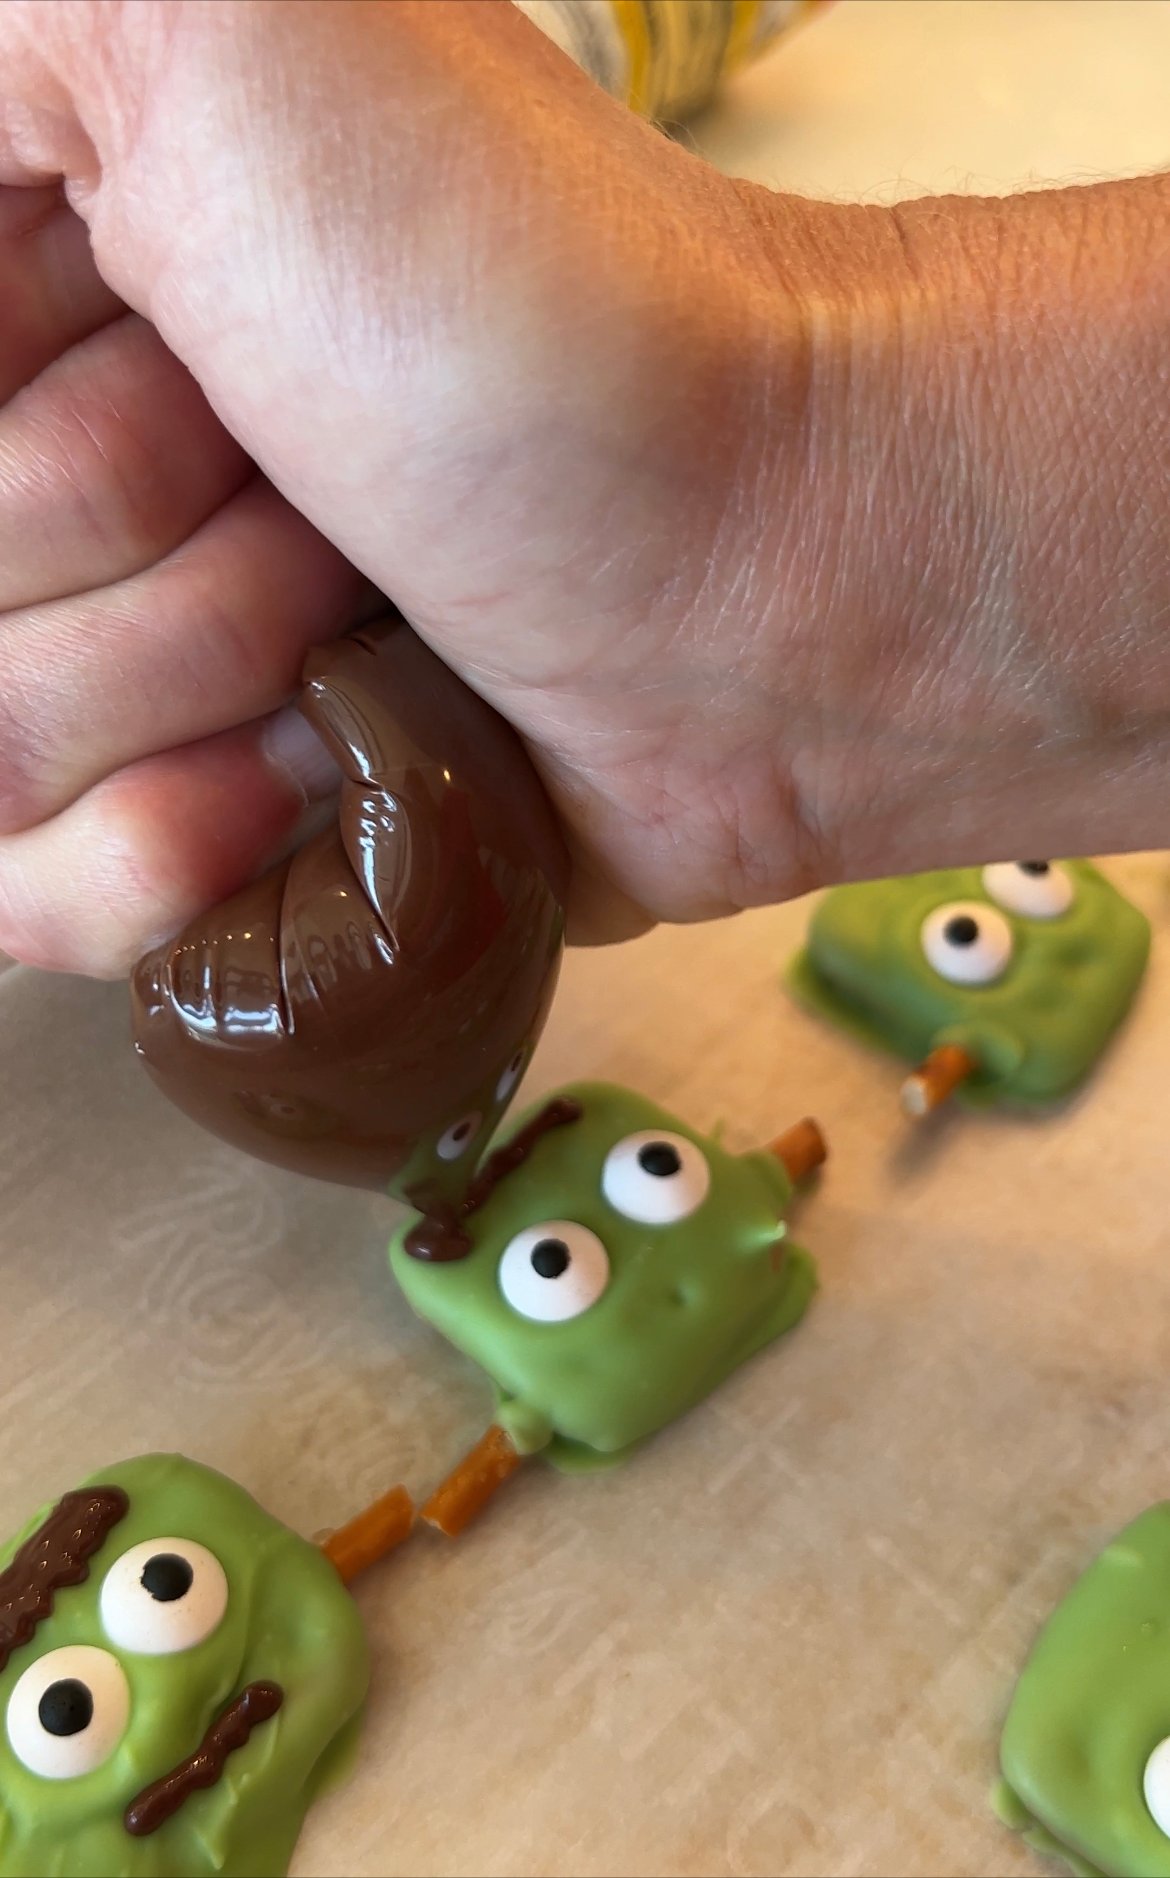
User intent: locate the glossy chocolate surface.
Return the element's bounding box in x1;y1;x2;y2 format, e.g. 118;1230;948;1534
131;617;568;1202
124;1681;285;1837
0;1487;129;1672
404;1094;583;1262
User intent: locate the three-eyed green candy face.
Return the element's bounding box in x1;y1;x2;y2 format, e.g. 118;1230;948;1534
790;860;1149;1103
0;1454;367;1878
390;1081;818;1469
997;1504;1170;1878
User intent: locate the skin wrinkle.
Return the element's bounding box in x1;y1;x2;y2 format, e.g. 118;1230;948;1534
890;320;1020;712
612;767;750;917
0;671;50;838
831;236;1039;752
646;743;828;914
0;480;359;835
1034;341;1170;730
984;187;1170;733
548;692;831;916
3;728;305;975
0;340;253;610
672;299;802;685
6;11;109;192
27;383;210;593
420;383;711;645
3;180;65;254
73;5;156;182
1;214;113;399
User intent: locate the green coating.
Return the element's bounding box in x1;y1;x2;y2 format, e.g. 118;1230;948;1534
389;1081;817;1469
788;861;1149;1104
997;1504;1170;1878
0;1454;368;1878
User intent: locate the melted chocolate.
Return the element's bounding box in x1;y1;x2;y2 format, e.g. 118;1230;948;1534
124;1681;284;1836
404;1095;583;1260
0;1487;128;1672
131;616;568;1205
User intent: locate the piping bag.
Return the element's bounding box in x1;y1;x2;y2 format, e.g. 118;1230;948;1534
131;616;568;1213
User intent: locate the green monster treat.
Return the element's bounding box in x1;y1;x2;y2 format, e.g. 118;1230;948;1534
995;1503;1170;1878
389;1081;825;1535
788;860;1149;1115
0;1453;412;1878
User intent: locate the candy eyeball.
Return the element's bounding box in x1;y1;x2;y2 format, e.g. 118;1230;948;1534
1145;1737;1170;1837
100;1537;228;1655
436;1112;483;1162
495;1048;529;1105
602;1130;712;1224
920;901;1014;986
7;1645;130;1779
982;860;1074;920
498;1220;610;1323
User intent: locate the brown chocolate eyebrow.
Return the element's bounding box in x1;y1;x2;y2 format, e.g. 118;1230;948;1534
125;1680;285;1836
403;1096;583;1261
0;1486;129;1672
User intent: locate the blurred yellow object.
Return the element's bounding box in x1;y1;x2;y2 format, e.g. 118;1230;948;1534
515;0;828;122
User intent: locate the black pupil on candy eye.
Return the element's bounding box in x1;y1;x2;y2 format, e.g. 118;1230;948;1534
531;1238;570;1280
38;1679;93;1737
638;1142;681;1178
1020;860;1050;875
141;1553;194;1602
943;914;979;947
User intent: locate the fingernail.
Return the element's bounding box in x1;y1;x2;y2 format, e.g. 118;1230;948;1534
261;706;342;803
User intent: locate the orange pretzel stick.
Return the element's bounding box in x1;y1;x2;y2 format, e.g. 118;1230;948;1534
319;1484;416;1585
900;1044;977;1119
768;1117;828;1183
421;1424;524;1539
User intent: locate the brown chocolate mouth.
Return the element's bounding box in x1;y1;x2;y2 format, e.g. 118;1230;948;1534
124;1680;284;1836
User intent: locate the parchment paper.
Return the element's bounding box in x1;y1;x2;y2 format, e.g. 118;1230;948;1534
3;6;1169;1872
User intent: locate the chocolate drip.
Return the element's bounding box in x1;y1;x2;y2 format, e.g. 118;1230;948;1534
124;1680;284;1837
131;616;568;1206
0;1487;128;1672
404;1095;583;1260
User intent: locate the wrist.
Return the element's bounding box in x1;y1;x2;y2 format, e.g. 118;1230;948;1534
723;173;1170;890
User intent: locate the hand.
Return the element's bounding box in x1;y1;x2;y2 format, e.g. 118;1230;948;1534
1;0;1168;976
0;172;367;973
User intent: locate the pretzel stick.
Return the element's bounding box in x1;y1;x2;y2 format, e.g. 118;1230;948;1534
768;1117;827;1183
319;1485;415;1584
421;1425;524;1538
900;1044;977;1118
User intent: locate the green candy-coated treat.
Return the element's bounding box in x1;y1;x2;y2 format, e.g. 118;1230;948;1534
0;1454;368;1878
390;1081;817;1469
788;860;1149;1104
996;1504;1170;1878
